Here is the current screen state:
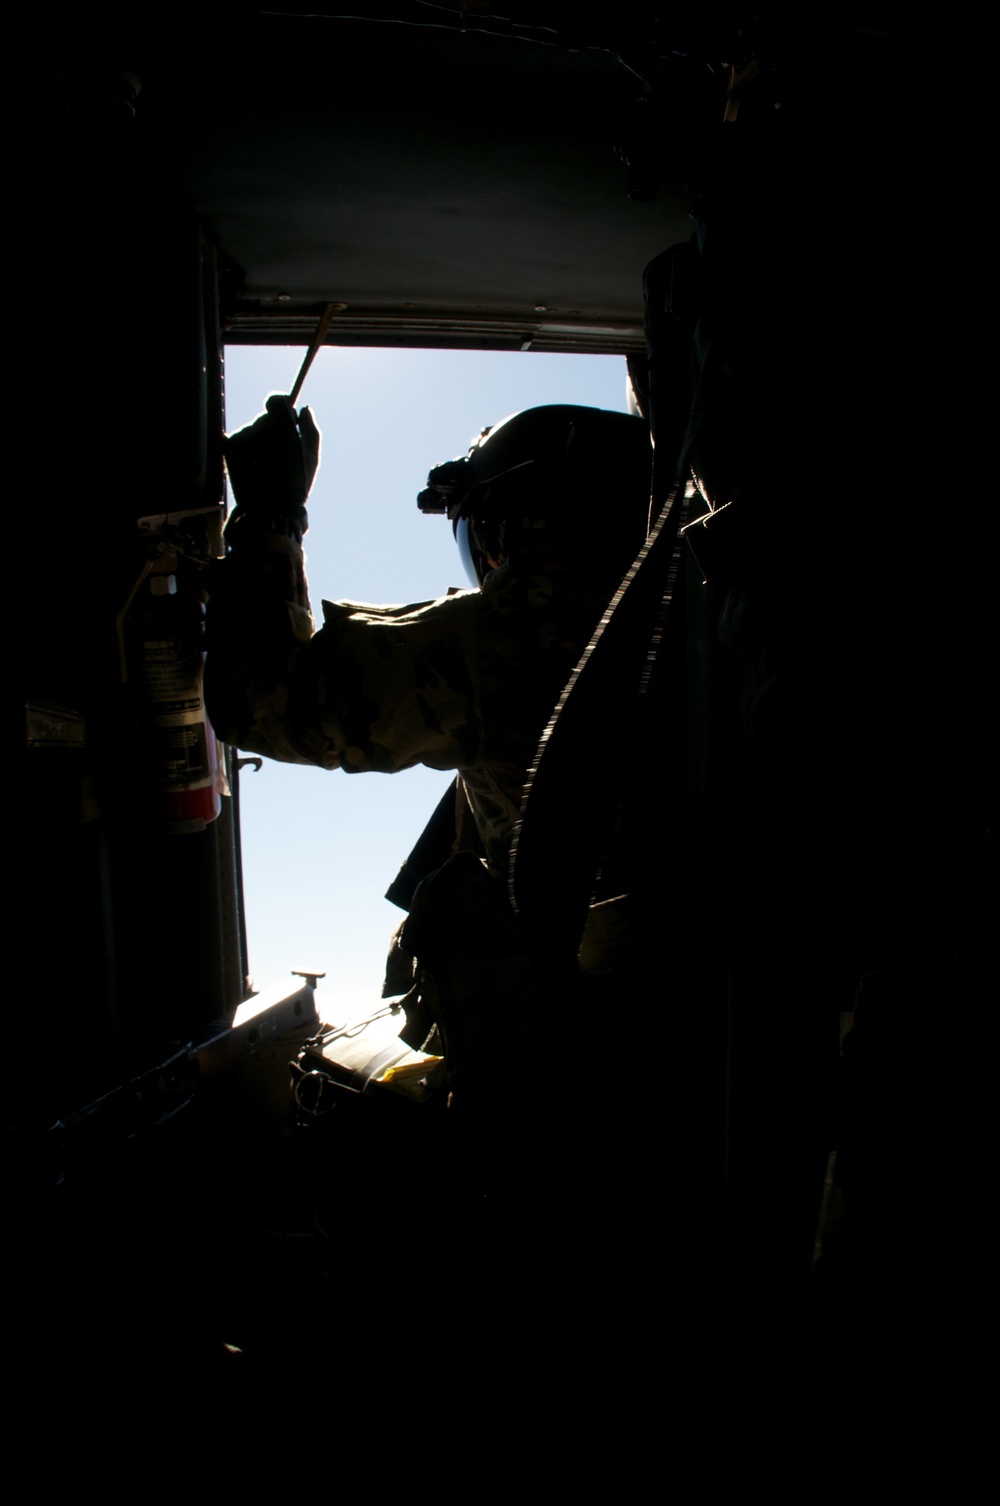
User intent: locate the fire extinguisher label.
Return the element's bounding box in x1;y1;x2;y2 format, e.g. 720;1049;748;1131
154;717;211;788
141;641;202;713
141;640;212;788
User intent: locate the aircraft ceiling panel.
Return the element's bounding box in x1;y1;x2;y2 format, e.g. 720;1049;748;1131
141;14;696;349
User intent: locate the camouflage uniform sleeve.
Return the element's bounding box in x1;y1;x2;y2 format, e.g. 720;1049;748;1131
300;592;486;773
206;537;488;774
207;546;608;808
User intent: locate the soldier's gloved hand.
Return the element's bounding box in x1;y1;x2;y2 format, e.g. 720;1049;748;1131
223;394;321;547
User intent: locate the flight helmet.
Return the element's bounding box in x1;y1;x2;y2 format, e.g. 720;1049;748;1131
417;405;652;587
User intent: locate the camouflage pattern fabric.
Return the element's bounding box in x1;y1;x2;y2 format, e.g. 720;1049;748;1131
206;534;624;877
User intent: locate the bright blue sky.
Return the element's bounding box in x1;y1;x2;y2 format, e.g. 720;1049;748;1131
225;345;629;1017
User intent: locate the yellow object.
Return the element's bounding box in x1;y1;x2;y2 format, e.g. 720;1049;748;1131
380;1056;444;1084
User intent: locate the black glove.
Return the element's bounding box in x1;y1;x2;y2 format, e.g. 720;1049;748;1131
223;394;321;546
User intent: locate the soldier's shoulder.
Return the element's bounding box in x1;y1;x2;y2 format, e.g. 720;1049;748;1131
321;591;478;626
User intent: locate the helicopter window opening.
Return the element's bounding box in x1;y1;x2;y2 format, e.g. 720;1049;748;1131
224;345;631;1015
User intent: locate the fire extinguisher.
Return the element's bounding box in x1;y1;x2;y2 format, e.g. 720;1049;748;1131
119;509;225;833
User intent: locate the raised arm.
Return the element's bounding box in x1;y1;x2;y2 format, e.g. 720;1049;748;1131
205;394;322;763
205;395;485;776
